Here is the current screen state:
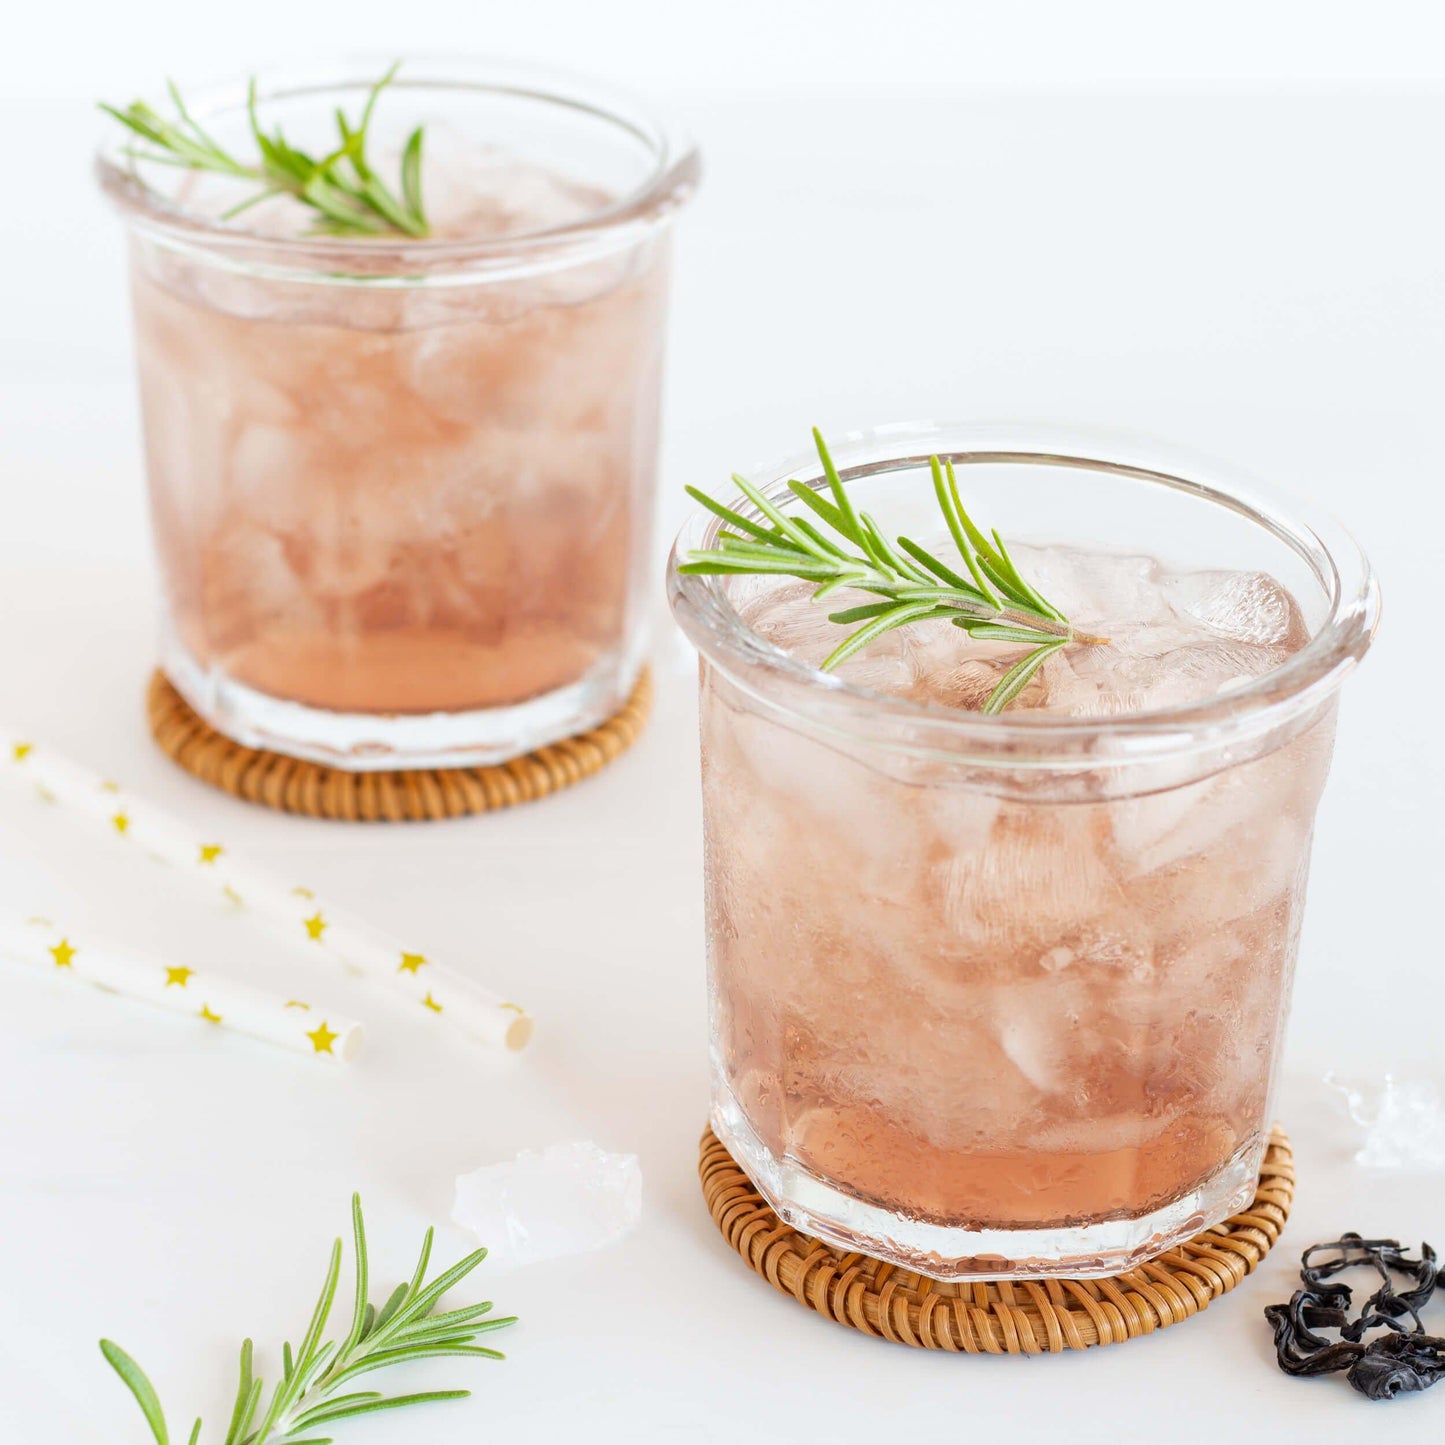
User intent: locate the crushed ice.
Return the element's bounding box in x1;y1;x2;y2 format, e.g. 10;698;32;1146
1328;1074;1445;1171
452;1140;642;1269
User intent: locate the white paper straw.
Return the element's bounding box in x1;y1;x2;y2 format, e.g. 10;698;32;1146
0;918;363;1063
0;734;533;1051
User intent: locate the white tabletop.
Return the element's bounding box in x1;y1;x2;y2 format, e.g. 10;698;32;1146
2;81;1444;1444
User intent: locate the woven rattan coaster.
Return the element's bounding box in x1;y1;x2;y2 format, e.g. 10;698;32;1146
146;668;652;821
700;1124;1294;1352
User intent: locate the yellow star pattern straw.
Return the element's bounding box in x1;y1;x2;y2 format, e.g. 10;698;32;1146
306;1021;340;1054
0;729;533;1052
0;919;362;1064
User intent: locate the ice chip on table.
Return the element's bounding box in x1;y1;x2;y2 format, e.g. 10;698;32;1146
1329;1074;1445;1171
452;1141;642;1269
734;543;1311;718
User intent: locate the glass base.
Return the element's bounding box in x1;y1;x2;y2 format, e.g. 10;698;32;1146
712;1087;1264;1282
160;633;646;772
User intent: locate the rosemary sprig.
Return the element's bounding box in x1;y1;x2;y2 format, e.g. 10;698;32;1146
100;1194;512;1445
680;429;1109;715
102;62;430;238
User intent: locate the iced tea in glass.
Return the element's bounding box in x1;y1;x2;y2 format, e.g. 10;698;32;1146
669;425;1377;1278
99;60;698;767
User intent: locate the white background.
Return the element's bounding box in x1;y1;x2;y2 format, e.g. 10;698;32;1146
2;3;1444;1442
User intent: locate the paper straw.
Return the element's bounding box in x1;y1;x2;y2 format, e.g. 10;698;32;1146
0;917;363;1063
0;734;533;1051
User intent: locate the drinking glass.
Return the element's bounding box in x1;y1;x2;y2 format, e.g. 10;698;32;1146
98;59;698;767
669;423;1378;1279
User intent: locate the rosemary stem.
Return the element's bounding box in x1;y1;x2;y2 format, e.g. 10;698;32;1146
940;601;1108;646
993;605;1071;638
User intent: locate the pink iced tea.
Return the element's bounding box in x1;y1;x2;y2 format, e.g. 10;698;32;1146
671;437;1376;1279
132;229;667;715
102;64;697;765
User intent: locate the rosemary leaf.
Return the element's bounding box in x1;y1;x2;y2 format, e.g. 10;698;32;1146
895;535;979;594
820;600;944;672
962;622;1063;644
371;1285;409;1336
222;1340;255;1445
683;485;780;543
99;1340;170;1445
982;640;1068;715
828;601;899;625
786;479;856;541
290;1391;470;1431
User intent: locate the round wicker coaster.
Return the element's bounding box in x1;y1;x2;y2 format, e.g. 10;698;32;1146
700;1125;1294;1352
146;668;652;822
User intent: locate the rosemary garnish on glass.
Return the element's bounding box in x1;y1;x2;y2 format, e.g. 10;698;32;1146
100;1194;512;1444
680;430;1109;715
102;62;430;238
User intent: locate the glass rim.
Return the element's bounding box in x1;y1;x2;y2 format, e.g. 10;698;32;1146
94;54;700;282
667;420;1381;757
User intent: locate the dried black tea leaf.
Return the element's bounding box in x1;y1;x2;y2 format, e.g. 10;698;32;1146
1265;1234;1445;1400
1347;1333;1445;1400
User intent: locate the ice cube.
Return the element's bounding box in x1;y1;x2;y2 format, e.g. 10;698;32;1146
406;303;637;431
1155;637;1292;697
1165;569;1309;649
997;1014;1065;1092
230;424;310;512
932;806;1125;954
1140;813;1309;931
1039;626;1287;717
452;1141;642;1270
1330;1075;1445;1171
1108;776;1215;860
706;688;911;871
1007;544;1175;634
1114;720;1332;882
422;128;614;239
833;646;918;697
928;656;1042;712
742;581;865;669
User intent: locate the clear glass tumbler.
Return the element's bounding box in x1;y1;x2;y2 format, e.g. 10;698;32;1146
669;424;1378;1279
98;59;698;768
